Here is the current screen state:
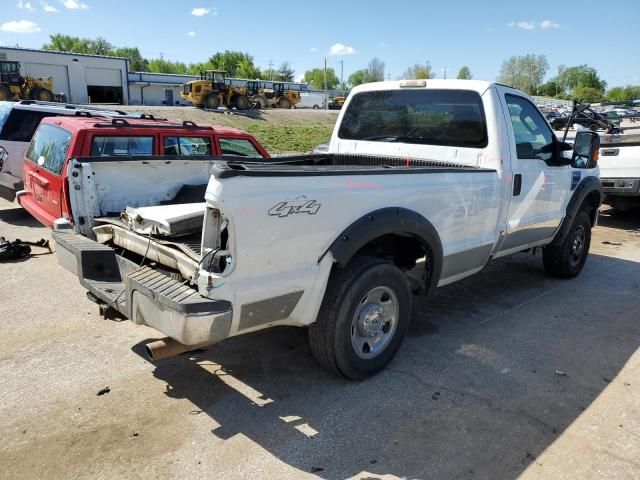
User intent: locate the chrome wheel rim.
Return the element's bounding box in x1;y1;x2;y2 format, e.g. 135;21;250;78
351;286;399;359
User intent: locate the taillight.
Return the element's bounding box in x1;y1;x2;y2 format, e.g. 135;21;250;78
593;148;599;164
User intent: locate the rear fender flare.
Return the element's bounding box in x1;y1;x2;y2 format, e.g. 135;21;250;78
324;207;443;294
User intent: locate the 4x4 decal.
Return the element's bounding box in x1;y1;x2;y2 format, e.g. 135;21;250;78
268;196;321;218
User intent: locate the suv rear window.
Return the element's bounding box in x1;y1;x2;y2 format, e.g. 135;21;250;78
26;124;73;175
338;89;488;148
164;136;212;155
0;109;56;142
91;136;154;156
219;138;263;157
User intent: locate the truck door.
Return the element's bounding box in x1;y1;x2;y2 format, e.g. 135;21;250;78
498;92;570;253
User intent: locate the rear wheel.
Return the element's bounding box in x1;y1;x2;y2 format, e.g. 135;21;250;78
552;122;564;131
0;85;10;101
589;123;599;132
543;211;592;278
279;97;292;109
313;104;320;109
308;256;412;380
204;93;220;109
234;94;249;110
33;87;54;101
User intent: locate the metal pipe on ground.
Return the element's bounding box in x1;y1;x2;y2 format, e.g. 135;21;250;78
145;337;208;361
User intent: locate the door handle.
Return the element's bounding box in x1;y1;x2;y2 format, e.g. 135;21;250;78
601;148;619;156
513;174;522;196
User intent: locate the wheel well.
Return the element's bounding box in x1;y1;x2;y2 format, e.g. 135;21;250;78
344;233;433;294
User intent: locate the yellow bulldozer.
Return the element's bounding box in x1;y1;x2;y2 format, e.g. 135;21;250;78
0;61;56;102
180;70;251;110
247;81;301;109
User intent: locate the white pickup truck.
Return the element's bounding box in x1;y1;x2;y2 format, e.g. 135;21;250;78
598;132;640;212
53;80;602;379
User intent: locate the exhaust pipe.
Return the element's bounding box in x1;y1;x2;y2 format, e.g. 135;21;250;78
145;337;206;361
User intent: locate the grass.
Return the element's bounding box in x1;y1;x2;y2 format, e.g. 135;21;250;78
245;123;334;154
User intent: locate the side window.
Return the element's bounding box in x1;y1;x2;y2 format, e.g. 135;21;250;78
0;109;54;142
90;136;153;156
505;94;554;161
164;136;212;156
219;137;263;157
25;124;73;175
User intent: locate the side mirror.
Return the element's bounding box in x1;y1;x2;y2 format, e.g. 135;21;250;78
572;131;600;169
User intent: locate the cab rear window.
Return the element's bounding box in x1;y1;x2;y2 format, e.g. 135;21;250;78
338;89;488;148
26;123;73;175
219;138;263;157
91;136;154;156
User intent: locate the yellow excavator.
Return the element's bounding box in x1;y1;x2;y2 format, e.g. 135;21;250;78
0;61;56;101
247;81;301;109
180;70;250;110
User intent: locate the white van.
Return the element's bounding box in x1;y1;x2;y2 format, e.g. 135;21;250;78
296;92;326;109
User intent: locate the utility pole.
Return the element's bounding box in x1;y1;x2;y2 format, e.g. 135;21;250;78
268;60;274;80
323;57;328;110
339;59;344;89
443;67;447;79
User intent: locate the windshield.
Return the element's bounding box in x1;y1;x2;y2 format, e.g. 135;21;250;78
338;89;488;148
0;102;13;132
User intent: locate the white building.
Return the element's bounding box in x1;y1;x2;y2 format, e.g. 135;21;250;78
128;72;197;106
0;46;129;104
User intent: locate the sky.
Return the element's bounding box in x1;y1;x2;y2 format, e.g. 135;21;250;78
1;0;639;88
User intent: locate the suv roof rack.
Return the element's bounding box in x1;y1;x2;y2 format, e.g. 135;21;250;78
93;118;213;129
17;100;128;115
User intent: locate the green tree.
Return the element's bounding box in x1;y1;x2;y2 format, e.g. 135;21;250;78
348;69;368;87
276;62;295;82
605;85;640;102
147;58;187;74
457;66;472;80
367;57;385;82
207;50;258;78
496;54;549;95
112;47;149;71
403;62;432;79
43;34;113;55
555;64;606;95
304;67;338;90
573;86;604;103
538;80;559;97
262;67;277;81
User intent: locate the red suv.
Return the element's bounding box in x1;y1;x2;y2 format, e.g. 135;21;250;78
17;116;269;227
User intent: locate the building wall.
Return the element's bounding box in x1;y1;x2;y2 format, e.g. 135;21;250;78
129;83;191;106
0;47;129;104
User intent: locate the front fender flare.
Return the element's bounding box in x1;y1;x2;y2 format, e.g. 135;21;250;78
323;207;443;294
551;176;602;246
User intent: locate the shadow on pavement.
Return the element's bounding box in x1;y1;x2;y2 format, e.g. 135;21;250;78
132;252;640;479
598;207;640;231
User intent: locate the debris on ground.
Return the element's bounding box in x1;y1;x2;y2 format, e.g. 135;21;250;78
603;377;612;383
555;370;568;377
311;467;324;473
602;241;622;246
97;387;111;396
0;237;51;261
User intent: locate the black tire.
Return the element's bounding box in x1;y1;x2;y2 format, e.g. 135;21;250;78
279;97;291;109
313;104;320;109
33;87;54;101
203;93;220;109
253;96;267;109
543;211;592;278
0;85;10;101
552;122;564;131
589;123;599;132
308;256;412;380
234;94;249;110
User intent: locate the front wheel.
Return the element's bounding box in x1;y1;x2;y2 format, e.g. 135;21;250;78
234;94;249;110
543;211;592;278
589;123;599;132
308;256;412;380
203;93;220;109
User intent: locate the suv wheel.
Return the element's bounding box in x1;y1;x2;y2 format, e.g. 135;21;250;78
308;256;412;379
543;211;592;278
589;123;599;132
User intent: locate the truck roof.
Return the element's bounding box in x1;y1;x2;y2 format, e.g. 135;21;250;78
39;115;254;137
350;79;498;95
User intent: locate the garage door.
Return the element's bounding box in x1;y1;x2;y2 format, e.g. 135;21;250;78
23;63;70;97
85;67;122;87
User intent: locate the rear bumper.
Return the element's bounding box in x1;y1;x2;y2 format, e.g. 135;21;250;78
601;178;640;196
0;172;23;202
52;230;232;346
16;190;55;227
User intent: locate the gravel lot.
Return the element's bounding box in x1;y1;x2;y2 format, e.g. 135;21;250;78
1;199;639;480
